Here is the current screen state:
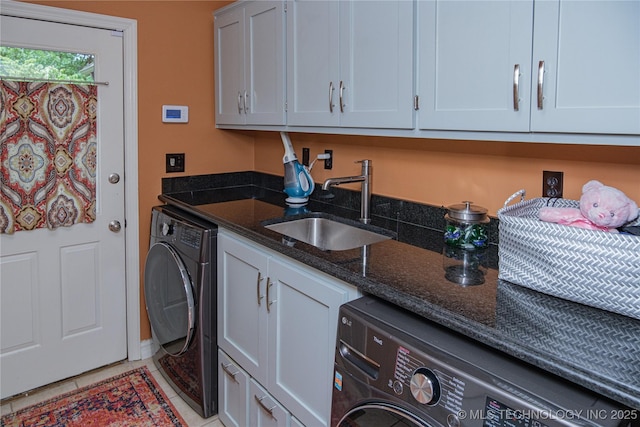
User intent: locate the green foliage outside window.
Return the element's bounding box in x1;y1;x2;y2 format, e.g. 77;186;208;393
0;47;94;81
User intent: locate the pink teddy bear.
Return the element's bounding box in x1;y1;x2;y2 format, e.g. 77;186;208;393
538;180;638;233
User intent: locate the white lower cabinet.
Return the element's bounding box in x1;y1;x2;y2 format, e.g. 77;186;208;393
218;349;249;427
250;378;290;427
217;229;360;426
219;349;298;427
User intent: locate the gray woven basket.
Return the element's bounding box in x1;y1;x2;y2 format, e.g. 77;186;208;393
497;190;640;320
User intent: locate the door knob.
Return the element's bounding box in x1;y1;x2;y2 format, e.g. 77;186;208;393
108;173;120;184
109;220;122;232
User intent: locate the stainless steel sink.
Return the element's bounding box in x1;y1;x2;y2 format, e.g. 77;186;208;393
263;214;393;251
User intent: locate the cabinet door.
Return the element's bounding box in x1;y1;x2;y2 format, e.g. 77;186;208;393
217;233;269;383
215;5;246;125
531;0;640;135
250;379;290;427
267;257;355;427
218;349;249;427
286;0;340;126
244;1;286;125
339;0;414;129
417;0;533;131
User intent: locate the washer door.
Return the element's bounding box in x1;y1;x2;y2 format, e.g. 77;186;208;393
144;242;195;356
337;403;431;427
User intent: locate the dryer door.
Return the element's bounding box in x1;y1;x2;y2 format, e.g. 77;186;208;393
144;242;195;356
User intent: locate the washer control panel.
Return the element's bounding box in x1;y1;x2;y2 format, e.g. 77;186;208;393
334;297;630;427
387;337;466;416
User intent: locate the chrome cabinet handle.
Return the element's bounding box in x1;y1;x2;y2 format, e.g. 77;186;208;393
255;395;276;418
256;272;264;306
243;90;248;114
266;278;275;313
339;80;345;113
513;64;520;111
237;91;242;114
329;81;335;113
221;362;239;382
537;60;545;110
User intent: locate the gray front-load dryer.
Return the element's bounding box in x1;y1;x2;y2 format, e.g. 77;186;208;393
144;205;217;418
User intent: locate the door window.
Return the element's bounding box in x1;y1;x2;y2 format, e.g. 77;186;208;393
0;47;95;82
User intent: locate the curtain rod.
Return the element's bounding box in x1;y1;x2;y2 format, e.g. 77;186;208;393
0;76;109;86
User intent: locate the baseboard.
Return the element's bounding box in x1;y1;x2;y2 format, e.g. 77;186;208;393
139;339;155;360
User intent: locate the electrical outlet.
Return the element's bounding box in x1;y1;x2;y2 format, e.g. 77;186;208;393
166;153;185;173
324;149;333;169
543;171;563;198
302;148;310;166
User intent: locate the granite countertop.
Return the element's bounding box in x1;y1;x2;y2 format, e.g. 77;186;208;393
158;183;640;409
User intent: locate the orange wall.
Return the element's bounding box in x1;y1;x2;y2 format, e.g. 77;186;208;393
254;133;640;216
25;1;640;344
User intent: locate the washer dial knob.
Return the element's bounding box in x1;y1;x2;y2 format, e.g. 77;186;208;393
410;368;440;405
161;222;173;236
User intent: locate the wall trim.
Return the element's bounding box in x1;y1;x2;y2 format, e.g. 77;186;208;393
139;339;156;361
1;0;141;360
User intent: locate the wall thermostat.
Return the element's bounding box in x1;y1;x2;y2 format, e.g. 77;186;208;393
162;105;189;123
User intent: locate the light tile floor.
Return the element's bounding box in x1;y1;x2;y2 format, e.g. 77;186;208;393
0;358;225;427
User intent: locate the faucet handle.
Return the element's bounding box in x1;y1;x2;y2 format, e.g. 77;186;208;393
355;159;371;165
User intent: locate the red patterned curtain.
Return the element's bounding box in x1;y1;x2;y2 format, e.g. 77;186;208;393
0;80;97;234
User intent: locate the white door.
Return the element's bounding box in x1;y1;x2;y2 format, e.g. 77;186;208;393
268;257;352;427
338;0;414;129
215;4;246;125
286;0;341;127
417;0;533;132
530;0;640;134
217;232;269;383
244;1;285;126
0;16;127;398
286;0;413;129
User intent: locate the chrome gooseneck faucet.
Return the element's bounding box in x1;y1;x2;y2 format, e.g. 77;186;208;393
322;159;372;224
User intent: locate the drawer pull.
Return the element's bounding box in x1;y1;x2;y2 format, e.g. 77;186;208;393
221;362;239;382
339;80;345;113
255;395;276;418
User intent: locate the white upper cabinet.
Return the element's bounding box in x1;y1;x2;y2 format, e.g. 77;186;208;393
214;1;285;126
418;0;640;136
286;0;414;129
531;0;640;135
417;0;534;132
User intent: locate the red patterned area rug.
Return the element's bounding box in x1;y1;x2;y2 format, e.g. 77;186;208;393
1;367;186;427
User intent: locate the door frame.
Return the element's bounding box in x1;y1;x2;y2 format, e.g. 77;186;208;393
1;0;141;360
